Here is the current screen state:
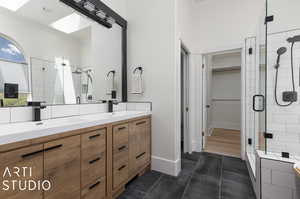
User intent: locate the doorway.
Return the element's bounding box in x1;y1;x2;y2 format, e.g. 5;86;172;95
181;45;189;153
202;49;242;157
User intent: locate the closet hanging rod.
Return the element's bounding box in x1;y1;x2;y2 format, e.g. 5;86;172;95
212;98;241;102
212;66;241;73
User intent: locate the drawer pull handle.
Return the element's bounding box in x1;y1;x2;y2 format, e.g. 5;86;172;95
118;145;127;151
44;144;63;152
89;181;101;190
21;149;44;158
89;134;101;139
118;127;126;131
136;121;146;125
89;157;101;164
118;165;126;171
136;152;146;159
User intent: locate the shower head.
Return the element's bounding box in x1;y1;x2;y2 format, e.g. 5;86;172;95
287;35;300;43
277;47;287;56
275;47;287;69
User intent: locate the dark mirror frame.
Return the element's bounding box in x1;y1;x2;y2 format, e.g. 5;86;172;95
60;0;128;102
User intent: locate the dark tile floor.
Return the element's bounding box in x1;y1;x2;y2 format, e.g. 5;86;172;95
118;152;256;199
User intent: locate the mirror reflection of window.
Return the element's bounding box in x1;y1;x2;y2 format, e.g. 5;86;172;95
0;34;29;106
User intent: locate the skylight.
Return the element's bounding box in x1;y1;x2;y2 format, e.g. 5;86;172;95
50;13;91;34
0;0;31;11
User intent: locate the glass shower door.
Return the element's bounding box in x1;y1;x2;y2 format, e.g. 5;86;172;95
245;3;267;176
265;0;300;157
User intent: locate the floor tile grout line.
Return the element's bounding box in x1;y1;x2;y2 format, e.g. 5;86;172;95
219;156;224;199
180;154;203;199
142;174;164;199
179;169;195;199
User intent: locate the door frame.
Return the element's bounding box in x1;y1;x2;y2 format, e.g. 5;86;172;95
180;43;190;153
201;47;246;159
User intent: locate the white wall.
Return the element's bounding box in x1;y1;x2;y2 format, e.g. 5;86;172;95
177;0;264;53
126;0;181;175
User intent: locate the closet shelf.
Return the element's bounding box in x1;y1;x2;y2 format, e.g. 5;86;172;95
212;66;241;73
212;98;241;102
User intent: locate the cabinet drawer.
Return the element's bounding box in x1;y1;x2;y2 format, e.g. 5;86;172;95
132;118;150;127
82;177;106;199
82;151;106;188
135;151;150;170
82;129;106;157
113;123;129;148
113;158;129;189
0;144;44;199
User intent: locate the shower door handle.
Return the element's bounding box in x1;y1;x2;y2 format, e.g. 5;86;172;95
252;95;265;112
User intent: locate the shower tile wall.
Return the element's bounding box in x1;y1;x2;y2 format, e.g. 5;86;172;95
267;29;300;156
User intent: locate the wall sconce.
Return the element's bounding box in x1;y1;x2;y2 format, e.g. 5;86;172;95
73;0;82;3
96;10;106;19
83;1;95;12
106;17;115;25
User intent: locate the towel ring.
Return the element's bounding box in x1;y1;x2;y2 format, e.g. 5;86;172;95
107;70;116;77
133;66;143;74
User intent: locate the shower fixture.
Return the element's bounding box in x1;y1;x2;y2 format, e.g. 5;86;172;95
274;47;287;69
287;35;300;43
273;35;300;107
72;68;82;74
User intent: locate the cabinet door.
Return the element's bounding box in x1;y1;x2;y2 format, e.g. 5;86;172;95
129;118;151;175
44;136;80;199
0;145;44;199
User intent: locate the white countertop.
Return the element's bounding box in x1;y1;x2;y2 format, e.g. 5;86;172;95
0;111;151;146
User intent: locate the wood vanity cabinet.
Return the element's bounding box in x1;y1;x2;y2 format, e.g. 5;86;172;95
44;135;81;199
129;118;151;176
0;144;44;199
0;115;151;199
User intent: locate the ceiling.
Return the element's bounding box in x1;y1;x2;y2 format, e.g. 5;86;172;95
17;0;73;26
8;0;91;40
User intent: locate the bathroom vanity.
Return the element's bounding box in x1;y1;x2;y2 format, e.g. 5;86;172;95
0;112;151;199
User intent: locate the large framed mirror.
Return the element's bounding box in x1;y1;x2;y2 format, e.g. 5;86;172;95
0;0;127;107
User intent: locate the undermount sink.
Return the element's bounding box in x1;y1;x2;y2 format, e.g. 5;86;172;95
294;162;300;177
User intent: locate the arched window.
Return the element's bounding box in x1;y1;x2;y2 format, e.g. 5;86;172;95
0;34;26;63
0;34;29;106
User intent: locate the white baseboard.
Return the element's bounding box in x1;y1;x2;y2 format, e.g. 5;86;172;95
211;122;240;131
151;156;181;176
192;140;202;152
